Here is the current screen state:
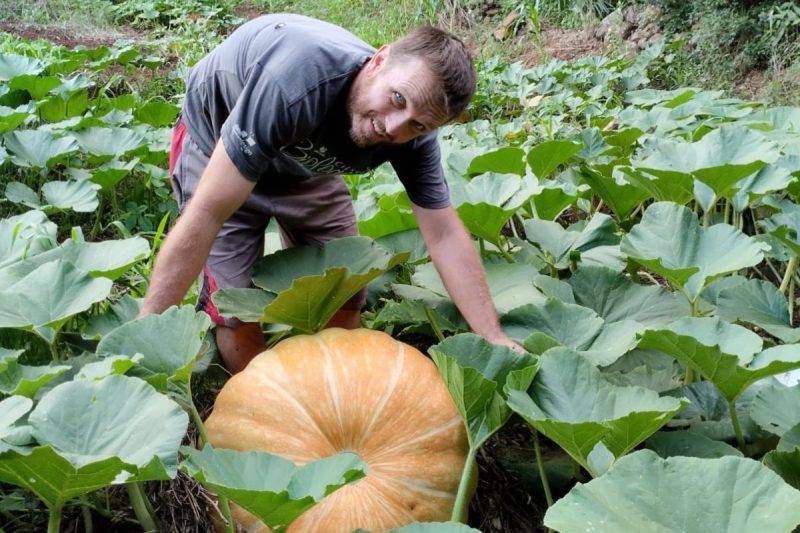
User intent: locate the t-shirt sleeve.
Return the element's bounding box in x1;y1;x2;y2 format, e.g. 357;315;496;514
219;64;305;181
390;132;450;209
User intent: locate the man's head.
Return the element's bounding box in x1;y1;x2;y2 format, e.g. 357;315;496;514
347;26;476;147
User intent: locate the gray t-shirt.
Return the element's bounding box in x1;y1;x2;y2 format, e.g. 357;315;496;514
182;14;450;209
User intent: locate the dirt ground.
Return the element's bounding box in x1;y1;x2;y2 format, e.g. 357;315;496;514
0;21;141;49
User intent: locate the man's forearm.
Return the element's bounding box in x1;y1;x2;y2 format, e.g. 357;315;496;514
140;208;221;315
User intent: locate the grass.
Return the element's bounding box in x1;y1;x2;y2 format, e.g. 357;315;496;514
253;0;443;46
0;0;118;32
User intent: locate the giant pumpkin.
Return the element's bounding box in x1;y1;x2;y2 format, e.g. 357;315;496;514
204;328;470;532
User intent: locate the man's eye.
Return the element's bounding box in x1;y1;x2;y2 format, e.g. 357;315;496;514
413;121;425;132
393;91;405;105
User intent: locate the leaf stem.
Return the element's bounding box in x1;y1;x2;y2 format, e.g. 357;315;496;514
532;430;553;507
780;256;798;294
48;505;62;533
451;448;477;523
82;503;93;533
424;307;446;342
728;400;746;450
126;482;159;532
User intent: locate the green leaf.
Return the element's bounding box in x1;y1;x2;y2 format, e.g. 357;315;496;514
96;306;212;385
580;164;649;221
0;104;32;134
0;395;32;440
69;127;147;162
639;319;800;402
762;211;800;257
544;450;800;532
527;139;582;179
133;100;180;128
569;265;689;327
0;210;57;267
731;165;795;212
0;54;44;81
467;146;526;177
0;351;70;397
3;129;79;169
454;173;525;245
82;295;142;340
778;424;800;452
180;446;366;533
507;349;685;475
225;237;408;333
502;299;643;366
711;277;800;343
29;375;187;476
0;260;112;341
621;202;767;301
0;237;149;289
523;214;618;270
763;448;800;490
632;125;780;199
429;334;537;449
647;430;743;458
750;381;800;437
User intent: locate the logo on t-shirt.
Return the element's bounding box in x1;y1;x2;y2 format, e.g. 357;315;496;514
232;124;257;157
280;137;361;175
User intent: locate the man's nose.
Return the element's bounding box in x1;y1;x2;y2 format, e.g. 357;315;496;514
384;111;410;140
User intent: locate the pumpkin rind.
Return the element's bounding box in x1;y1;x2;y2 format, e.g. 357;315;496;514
204;328;470;532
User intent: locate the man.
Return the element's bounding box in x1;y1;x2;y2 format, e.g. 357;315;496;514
141;14;522;373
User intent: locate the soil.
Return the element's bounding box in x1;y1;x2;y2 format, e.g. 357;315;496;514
0;21;140;49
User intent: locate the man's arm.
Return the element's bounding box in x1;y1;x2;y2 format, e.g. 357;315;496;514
411;203;524;351
140;140;256;316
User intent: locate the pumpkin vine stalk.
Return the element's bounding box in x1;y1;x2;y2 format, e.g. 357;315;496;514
451;449;478;523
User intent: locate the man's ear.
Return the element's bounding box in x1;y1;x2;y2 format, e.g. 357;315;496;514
368;45;391;71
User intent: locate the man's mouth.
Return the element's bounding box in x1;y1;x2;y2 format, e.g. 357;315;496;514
371;117;386;137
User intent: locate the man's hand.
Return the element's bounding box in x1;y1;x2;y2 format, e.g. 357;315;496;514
140;140;255;317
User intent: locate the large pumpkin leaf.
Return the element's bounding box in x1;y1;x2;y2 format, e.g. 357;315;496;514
82;295;142;340
527;139;582;179
709;277;800;343
68;127;148;162
217;237;408;333
0;260;112;342
96;306;212;386
0;395;32;441
507;349;685;475
763;448;800;490
731;165;795;212
4;180;100;213
453;173;528;245
639;318;800;403
568;265;690;327
502;299;643;366
0;447;128;510
29;375;187;477
632;125;780;199
429;333;537;450
467;146;526;176
0;104;32;134
750;381;800;437
580;164;650;221
0;210;57;267
544;450;800;532
0;237;149;289
0;350;70;397
620;202;768;301
523;214;618;270
0;375;188;510
3;129;79;169
180;446;366;533
647;430;743;459
761;211;800;257
0;54;44;81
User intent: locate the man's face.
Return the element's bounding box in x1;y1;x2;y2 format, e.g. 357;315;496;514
347;47;450;148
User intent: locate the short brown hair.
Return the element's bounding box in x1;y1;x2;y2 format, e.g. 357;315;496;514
389;26;476;121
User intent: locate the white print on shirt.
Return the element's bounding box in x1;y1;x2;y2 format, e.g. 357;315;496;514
280;137;361;175
232;124;256;156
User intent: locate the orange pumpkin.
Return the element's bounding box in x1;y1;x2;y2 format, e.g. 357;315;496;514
204;328;470;532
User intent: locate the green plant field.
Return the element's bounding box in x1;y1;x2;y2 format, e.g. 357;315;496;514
1;1;800;532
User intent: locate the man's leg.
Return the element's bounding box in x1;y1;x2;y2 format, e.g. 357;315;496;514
266;174;366;329
171;126;269;374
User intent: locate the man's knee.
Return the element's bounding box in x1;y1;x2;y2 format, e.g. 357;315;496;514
215;322;265;374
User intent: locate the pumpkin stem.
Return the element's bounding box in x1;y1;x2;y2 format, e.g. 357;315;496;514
451;448;477;523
